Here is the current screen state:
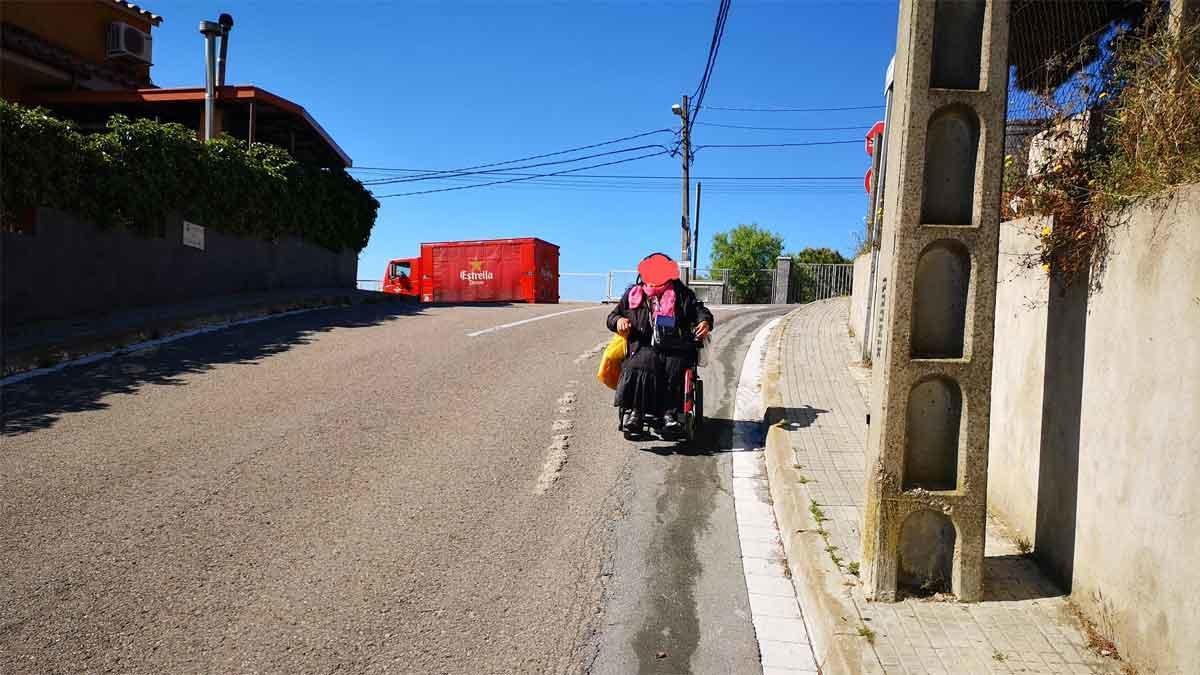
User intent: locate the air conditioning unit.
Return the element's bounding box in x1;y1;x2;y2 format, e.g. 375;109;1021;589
107;22;153;64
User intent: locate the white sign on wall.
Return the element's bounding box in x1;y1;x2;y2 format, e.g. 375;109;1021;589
182;221;205;250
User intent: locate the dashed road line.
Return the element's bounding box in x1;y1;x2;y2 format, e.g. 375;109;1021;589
537;389;580;494
574;339;610;364
535;434;571;494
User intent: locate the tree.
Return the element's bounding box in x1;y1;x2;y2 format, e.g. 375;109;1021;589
790;247;852;303
791;247;850;265
710;224;783;303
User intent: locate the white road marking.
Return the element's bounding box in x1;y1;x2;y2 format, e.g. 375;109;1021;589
466;305;606;337
552;419;574;432
730;317;819;674
535;434;571;494
574;339;610;364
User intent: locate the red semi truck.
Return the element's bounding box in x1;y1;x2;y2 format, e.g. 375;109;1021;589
382;238;559;303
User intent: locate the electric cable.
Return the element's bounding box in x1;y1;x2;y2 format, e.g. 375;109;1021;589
701;104;885;112
350;128;675;182
361;143;673;186
371;150;671;198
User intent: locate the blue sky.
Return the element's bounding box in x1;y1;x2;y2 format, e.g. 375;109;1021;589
149;1;898;298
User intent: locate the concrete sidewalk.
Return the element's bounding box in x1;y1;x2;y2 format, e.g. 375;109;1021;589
762;299;1128;675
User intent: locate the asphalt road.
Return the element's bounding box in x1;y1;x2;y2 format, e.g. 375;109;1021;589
1;299;790;674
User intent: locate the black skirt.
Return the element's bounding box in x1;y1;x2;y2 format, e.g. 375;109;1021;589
614;346;694;416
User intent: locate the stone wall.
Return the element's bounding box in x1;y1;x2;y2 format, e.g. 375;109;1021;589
2;207;358;328
852;183;1200;673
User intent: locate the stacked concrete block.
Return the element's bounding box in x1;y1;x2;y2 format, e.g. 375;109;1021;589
773;256;792;304
860;0;1009;602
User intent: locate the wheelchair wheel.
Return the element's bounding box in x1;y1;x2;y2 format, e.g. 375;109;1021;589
683;376;704;443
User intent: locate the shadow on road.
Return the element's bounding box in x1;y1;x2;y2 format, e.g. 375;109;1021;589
1;301;423;437
643;415;772;456
639;412;821;457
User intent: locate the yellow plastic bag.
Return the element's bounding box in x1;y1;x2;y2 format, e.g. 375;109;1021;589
596;334;627;390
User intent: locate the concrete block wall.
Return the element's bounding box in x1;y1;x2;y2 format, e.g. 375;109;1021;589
860;0;1010;603
986;184;1200;675
2;207;358;328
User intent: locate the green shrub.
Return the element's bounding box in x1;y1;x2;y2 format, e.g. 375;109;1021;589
0;103;87;217
0;100;378;251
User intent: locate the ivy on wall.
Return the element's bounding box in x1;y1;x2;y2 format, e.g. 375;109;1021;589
0;100;378;252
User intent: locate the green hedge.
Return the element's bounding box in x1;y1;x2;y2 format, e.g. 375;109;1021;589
0;100;377;252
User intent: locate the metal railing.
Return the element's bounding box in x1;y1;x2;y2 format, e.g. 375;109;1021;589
791;263;854;303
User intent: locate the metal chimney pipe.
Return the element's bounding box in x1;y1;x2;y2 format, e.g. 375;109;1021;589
217;13;234;87
199;20;221;140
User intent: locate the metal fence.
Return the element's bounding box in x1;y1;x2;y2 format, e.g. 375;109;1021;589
558;272;609;302
790;263;854;303
692;267;777;304
368;264;854;304
568;264;857;305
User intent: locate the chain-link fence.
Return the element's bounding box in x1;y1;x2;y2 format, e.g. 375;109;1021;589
1005;1;1149;175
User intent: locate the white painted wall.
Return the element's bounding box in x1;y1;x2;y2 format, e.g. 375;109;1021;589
985;184;1200;675
986;219;1049;542
1069;184;1200;674
849;252;872;356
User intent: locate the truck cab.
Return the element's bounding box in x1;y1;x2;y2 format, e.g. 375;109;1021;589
382;258;420;297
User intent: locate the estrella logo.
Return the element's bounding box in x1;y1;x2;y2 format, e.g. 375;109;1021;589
460;258;494;285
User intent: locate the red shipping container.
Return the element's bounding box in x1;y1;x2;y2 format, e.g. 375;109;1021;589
383;238;559;304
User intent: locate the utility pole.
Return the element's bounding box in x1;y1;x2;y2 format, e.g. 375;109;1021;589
693;181;702;273
673;95;691;278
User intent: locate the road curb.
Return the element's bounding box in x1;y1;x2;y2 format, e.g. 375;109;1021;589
760;307;882;675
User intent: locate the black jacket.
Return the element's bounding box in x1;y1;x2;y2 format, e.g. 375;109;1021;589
606;279;714;354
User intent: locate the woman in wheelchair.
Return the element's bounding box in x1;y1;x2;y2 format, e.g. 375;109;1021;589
606;253;713;437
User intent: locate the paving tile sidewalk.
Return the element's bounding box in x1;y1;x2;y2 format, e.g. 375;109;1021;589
772;299;1123;675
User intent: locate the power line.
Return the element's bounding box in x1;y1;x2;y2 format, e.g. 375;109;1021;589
349;166;859;180
373;175;863;193
350;128;675;182
696;139;861;150
695;121;875;132
361;143;672;186
688;0;732;130
701;104;885;112
371;150;670;198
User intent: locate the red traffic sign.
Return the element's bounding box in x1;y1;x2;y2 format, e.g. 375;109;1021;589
865;120;885;156
864;168;873;194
